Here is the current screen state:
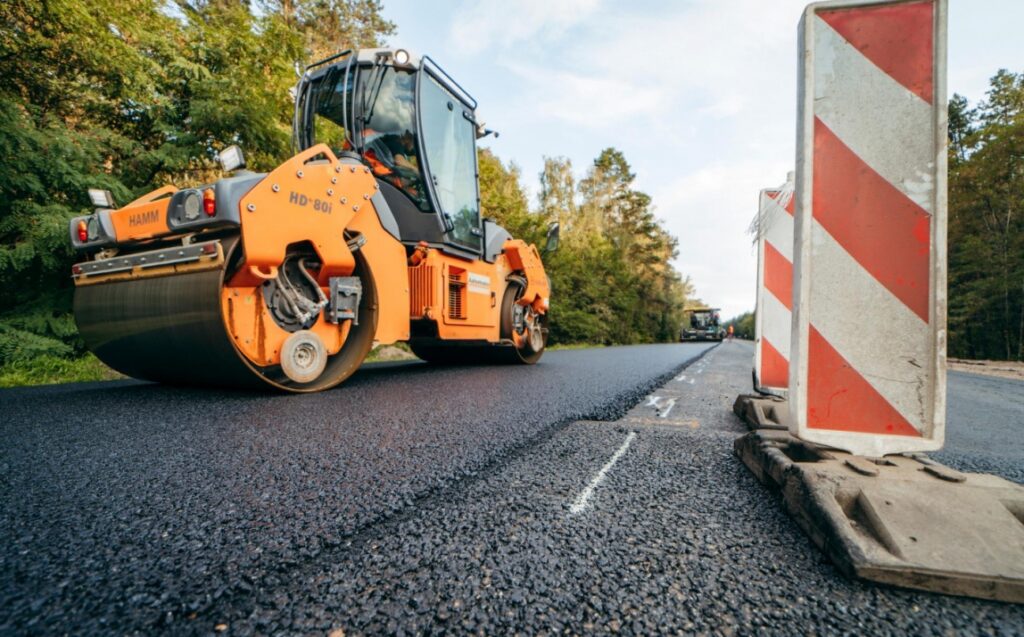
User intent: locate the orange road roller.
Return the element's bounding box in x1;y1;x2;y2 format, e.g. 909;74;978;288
69;49;557;392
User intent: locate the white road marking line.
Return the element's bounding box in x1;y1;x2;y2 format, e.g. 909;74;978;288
645;395;681;416
658;399;676;418
568;432;637;515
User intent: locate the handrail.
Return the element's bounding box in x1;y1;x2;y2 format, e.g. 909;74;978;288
304;49;353;74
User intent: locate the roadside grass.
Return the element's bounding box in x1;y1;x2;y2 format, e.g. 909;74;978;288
0;353;125;388
0;343;422;388
548;342;603;351
364;342;418;362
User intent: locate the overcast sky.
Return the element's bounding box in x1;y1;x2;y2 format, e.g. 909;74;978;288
381;0;1023;319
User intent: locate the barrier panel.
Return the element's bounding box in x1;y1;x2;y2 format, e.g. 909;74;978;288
790;0;947;456
754;176;795;397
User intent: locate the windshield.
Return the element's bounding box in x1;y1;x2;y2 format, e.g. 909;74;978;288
306;65;429;211
419;73;481;251
360;67;429;210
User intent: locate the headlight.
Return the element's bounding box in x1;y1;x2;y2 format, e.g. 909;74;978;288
86;216;101;241
183;191;201;221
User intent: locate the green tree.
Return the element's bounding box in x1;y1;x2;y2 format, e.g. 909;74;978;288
478;148;545;243
261;0;396;60
948;69;1024;361
538;156;578;238
0;0;185;361
0;0;392;369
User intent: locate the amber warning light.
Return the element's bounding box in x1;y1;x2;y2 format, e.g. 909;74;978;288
203;189;215;216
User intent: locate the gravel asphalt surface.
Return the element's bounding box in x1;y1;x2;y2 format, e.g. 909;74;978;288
1;342;1022;635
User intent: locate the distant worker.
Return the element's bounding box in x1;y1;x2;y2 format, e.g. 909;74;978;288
727;324;734;342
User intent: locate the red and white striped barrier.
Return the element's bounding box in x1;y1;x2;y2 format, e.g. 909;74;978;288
754;176;795;398
790;0;947;456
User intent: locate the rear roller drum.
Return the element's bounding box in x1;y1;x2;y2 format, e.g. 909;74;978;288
73;237;378;392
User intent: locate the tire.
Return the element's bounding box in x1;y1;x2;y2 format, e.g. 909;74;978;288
497;278;546;364
409;278;547;366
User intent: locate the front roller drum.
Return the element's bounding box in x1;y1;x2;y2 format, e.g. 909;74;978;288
73;238;378;392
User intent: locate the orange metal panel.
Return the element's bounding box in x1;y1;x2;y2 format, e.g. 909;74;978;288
124;185;178;209
221;286;349;367
502;239;550;312
110;198;172;241
237;144;369;286
408;263;436;319
222;144;411;360
432;252;504;340
346;194;410;345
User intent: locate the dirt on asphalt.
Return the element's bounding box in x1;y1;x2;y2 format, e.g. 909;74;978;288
948;358;1024;382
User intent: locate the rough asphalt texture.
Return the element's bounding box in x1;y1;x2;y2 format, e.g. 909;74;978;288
1;342;1022;635
935;370;1024;483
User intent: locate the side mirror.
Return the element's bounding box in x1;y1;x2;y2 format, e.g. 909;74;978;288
543;222;560;254
217;145;245;173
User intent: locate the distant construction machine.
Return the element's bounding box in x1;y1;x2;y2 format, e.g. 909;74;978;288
681;307;724;342
69;49;557;392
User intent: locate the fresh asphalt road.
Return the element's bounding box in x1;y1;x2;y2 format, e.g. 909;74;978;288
1;342;1022;635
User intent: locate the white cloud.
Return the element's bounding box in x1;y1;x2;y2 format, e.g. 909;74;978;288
450;0;601;54
502;62;667;128
657;160;791;318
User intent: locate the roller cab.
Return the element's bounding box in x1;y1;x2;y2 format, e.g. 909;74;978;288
70;49;554;392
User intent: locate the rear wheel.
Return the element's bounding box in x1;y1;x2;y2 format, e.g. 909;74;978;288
409;277;547;365
499;277;546;364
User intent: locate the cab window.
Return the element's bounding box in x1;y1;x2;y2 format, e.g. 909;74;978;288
360;68;429;211
419;73;481;251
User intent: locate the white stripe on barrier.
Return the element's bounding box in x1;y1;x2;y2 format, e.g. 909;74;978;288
762;286;792;359
813;18;935;213
810;222;930;434
763;195;795;263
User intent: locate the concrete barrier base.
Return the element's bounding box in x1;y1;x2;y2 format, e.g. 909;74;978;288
734;430;1024;603
732;394;788;430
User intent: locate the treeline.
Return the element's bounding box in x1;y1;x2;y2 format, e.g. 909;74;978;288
948;70;1024;361
0;0;688;374
0;0;394;366
481;149;690;345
